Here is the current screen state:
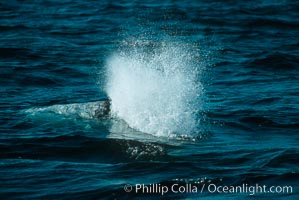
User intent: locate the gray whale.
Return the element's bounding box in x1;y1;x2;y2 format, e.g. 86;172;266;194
25;99;111;119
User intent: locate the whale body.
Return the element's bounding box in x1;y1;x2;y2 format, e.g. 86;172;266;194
26;99;111;119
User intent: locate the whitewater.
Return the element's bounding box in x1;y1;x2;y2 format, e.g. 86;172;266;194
105;40;205;137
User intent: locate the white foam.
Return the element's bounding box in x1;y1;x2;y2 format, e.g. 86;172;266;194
105;40;204;137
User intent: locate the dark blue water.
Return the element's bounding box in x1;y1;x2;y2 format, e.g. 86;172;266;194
1;0;299;199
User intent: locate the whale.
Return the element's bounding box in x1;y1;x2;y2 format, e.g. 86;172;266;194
25;99;111;119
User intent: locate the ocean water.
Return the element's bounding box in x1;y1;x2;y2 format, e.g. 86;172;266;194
0;0;299;199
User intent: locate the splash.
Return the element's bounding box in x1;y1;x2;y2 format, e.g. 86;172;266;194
105;40;204;137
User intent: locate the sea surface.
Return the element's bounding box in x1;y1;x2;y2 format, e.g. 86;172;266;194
1;0;299;199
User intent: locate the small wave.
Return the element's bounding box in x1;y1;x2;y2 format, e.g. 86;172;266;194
244;18;299;30
248;53;298;70
262;149;299;168
19;76;60;87
251;97;281;105
0;25;31;31
240;116;299;129
0;47;31;59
